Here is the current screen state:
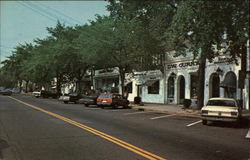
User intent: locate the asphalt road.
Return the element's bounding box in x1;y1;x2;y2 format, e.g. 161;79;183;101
0;94;249;160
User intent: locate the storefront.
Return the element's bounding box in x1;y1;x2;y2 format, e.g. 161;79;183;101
93;67;120;93
204;57;241;106
165;52;249;109
165;57;199;106
125;70;164;104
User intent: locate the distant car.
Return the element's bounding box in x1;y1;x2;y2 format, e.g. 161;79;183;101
59;93;83;104
33;90;58;98
0;89;12;96
97;93;129;109
201;98;242;125
79;94;99;107
33;91;41;98
11;88;20;93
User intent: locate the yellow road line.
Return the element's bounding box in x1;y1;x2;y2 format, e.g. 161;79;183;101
9;96;167;160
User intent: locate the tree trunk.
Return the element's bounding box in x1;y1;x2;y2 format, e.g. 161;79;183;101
76;79;82;94
119;67;125;96
19;80;23;93
197;58;206;109
56;73;62;96
25;80;29;93
91;67;95;89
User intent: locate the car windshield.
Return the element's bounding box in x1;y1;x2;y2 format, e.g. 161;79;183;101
99;94;112;98
207;100;236;107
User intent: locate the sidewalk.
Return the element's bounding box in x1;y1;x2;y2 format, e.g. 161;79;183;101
131;103;250;119
130;103;201;118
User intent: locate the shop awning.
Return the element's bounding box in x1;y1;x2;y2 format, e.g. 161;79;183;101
220;73;236;89
143;79;158;86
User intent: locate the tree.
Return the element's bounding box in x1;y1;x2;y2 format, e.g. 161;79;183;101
165;0;249;108
76;16;140;95
46;22;89;94
1;43;35;92
107;0;178;72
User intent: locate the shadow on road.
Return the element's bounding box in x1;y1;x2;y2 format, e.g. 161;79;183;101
208;118;250;129
0;139;9;159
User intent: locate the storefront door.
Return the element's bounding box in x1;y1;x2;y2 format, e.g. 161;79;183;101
179;76;185;103
211;73;220;97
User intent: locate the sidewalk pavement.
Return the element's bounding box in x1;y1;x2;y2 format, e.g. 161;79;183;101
130;103;201;118
130;103;250;119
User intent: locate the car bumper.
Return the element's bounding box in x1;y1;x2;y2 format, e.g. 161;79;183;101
97;102;112;106
201;115;239;122
79;101;96;105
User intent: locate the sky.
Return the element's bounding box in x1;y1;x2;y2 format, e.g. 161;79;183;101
0;1;109;63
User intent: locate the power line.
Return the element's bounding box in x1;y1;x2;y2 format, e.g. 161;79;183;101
18;1;58;22
36;2;82;24
25;1;75;26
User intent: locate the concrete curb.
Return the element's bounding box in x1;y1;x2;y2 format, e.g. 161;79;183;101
131;106;201;118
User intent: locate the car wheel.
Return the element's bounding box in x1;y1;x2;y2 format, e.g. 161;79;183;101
124;104;130;109
64;101;68;104
202;120;207;125
98;105;104;109
85;104;89;107
112;103;118;109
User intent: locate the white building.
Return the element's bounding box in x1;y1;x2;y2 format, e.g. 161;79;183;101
125;70;165;103
125;48;249;110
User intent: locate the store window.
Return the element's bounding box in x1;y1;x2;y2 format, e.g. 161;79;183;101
190;74;198;98
148;80;160;94
168;74;176;98
125;82;133;93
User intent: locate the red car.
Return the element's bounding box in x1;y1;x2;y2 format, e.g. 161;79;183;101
97;93;129;109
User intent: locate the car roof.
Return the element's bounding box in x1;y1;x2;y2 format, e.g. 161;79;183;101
208;97;236;101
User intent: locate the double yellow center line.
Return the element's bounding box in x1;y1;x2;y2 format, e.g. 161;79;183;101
9;97;167;160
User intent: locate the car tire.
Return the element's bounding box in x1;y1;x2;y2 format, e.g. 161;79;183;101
112;103;117;109
124;104;130;109
64;101;68;104
202;120;207;125
99;105;104;109
85;104;89;107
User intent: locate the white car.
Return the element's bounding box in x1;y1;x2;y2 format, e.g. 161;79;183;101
201;98;241;125
33;91;41;98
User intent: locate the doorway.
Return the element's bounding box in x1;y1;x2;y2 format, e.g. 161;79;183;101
178;75;185;104
210;73;220;98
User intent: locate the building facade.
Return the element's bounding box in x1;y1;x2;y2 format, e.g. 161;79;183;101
125;49;249;110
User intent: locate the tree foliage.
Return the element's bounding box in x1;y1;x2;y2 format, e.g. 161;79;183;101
0;1;248;104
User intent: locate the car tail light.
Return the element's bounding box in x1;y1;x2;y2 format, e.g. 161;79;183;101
202;110;208;114
97;98;102;102
231;112;238;116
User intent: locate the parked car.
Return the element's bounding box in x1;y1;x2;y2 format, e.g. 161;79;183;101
201;98;242;125
59;93;83;104
97;93;129;109
33;90;58;98
79;94;99;107
0;89;12;96
33;91;41;98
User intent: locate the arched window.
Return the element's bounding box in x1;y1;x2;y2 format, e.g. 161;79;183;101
168;73;176;98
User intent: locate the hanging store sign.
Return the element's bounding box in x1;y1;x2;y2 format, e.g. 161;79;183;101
167;61;199;69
